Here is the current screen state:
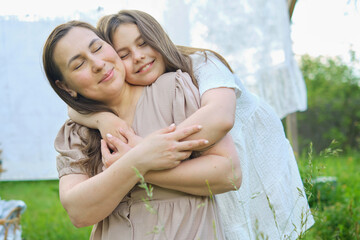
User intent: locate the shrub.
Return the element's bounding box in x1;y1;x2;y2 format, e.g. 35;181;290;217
297;53;360;154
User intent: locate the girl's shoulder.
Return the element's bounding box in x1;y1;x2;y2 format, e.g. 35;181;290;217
190;51;222;70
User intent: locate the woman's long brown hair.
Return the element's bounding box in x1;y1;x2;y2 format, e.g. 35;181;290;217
43;21;112;176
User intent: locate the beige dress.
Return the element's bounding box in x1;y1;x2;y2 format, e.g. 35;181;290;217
55;70;225;240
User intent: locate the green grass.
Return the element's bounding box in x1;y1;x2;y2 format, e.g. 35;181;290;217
0;152;359;240
298;151;360;240
0;180;92;240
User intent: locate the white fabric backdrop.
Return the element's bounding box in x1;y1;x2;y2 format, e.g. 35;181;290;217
180;0;307;118
0;18;71;180
0;0;306;181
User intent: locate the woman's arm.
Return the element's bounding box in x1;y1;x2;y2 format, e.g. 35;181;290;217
104;131;241;196
59;159;141;228
58;124;208;228
145;133;241;195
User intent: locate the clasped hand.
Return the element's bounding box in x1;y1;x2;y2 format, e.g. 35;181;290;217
101;124;208;171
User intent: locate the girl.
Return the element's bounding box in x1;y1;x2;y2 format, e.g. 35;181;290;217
70;10;314;240
44;21;241;239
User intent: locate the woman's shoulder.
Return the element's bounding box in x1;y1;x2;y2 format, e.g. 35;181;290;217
55;119;89;178
155;70;191;84
151;70;193;92
148;70;199;107
55;120;89;147
54;119;90;163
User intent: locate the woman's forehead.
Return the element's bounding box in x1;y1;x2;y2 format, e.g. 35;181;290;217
54;27;99;66
64;27;98;46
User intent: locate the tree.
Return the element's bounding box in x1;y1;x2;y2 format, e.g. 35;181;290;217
297;53;360;153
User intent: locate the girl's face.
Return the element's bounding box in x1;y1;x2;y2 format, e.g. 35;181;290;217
112;23;166;86
54;27;126;104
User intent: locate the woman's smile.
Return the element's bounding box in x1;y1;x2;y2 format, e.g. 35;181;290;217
99;68;114;84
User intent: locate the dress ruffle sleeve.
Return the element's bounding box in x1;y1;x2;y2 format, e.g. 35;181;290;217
54;119;88;178
172;69;201;125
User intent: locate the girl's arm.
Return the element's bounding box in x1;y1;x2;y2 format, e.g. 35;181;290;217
176;87;236;150
68;106;133;143
105;131;241;196
58;124;208;228
68;87;236;151
146;133;241;195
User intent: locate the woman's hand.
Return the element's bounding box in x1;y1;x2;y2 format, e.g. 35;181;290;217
104;124;209;171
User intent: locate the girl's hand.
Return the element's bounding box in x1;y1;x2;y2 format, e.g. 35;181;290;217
111;128;143;148
97;114;135;144
101;136;132;170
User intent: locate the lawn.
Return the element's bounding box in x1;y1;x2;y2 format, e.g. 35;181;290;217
297;151;360;239
0;180;92;240
0;152;359;240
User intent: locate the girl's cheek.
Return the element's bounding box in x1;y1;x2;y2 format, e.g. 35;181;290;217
122;60;132;74
125;76;138;85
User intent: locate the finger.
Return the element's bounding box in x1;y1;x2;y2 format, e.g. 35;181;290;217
106;133;127;149
101;139;111;158
102;158;108;169
118;128;132;141
170;125;203;140
177;151;192;161
107;142;116;152
112;130;127;143
102;164;108;171
154;123;176;135
172;160;182;168
176;139;209;151
129;126;136;134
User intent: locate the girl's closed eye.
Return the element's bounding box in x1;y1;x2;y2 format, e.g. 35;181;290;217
119;51;129;59
139;41;147;47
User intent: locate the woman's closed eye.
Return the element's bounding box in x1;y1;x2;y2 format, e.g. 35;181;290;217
93;45;102;53
74;61;85;70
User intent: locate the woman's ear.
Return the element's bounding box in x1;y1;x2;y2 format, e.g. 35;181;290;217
55;80;78;98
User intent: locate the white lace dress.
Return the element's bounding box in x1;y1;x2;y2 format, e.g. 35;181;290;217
191;52;314;240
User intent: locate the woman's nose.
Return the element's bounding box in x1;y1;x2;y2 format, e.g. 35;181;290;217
92;58;105;72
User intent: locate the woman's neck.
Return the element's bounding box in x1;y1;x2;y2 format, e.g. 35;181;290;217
109;83;144;126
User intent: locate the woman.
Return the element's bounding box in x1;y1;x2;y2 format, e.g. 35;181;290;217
43;21;240;240
70;10;314;240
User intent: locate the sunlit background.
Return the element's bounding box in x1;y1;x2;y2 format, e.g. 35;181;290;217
0;0;359;181
1;0;359;60
1;2;359;239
